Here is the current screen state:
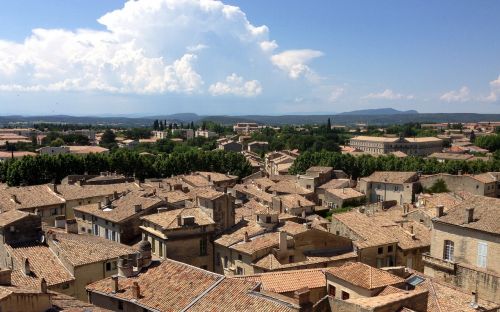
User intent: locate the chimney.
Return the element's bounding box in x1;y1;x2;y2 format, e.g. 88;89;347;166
22;258;30;276
40;278;47;294
65;219;78;234
177;215;182;227
436;205;444;217
0;269;12;286
131;281;141;299
470;291;479;309
301;210;306;218
294;287;312;311
342;187;345;194
244;231;250;242
279;231;287;251
111;275;119;293
10;194;19;204
51;183;58;194
113;191;119;200
104;196;111;207
97;202;102;209
134;204;142;213
117;256;133;278
157;207;168;214
207;174;212;182
466;208;474;224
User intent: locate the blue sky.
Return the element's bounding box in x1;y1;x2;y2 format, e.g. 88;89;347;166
0;0;499;116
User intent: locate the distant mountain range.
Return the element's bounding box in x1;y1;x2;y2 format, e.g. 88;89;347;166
338;108;418;116
1;110;500;127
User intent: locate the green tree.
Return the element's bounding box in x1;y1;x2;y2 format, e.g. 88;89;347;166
424;179;449;193
50;138;65;147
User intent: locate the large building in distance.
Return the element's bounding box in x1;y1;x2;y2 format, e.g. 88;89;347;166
349;135;443;156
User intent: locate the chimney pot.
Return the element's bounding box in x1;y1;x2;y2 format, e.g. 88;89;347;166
244;231;250;242
436;205;444;217
177;215;182;226
111;275;119;293
131;281;141;299
466;208;474;224
22;258;30;276
40;278;47;293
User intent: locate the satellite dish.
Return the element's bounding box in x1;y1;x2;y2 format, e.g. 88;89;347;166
39;234;46;244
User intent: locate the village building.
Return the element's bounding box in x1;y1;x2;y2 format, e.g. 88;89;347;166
358;171;419;204
233;122;260;135
218;140;243;152
73;190;166;245
419;172;500;198
322;188;365;209
330;206;431;271
316;178;355;207
423;195;500;304
86;257;302;312
348;135;443;156
140;207;216;270
0;212;135;301
272;194;316;217
265;150;300;176
181;171;238;192
187;187;235;234
325;262;406;300
248;141;269;153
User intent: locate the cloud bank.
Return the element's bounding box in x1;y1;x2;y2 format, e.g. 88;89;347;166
0;0;322;95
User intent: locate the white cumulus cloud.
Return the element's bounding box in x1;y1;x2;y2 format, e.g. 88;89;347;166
481;75;500;102
271;49;323;80
362;89;414;100
209;73;262;97
440;86;470;102
0;0;323;96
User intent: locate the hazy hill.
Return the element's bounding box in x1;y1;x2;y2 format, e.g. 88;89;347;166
338;108;418;115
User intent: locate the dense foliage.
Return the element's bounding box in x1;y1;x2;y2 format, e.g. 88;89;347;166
289;151;500;178
474;134;500;152
0;149;252;186
423;179;449;193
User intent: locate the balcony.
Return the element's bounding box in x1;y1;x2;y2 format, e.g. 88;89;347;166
422;253;456;272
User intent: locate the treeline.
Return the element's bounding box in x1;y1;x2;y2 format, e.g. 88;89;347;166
0;150;252;187
289;151;500;178
474;134;500;152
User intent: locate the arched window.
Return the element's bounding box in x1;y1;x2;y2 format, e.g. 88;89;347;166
443;240;454;261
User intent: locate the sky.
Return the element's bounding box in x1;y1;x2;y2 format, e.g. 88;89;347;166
0;0;499;116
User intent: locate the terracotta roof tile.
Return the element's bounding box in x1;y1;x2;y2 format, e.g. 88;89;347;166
325;188;365;200
236;269;326;294
0;184;65;211
0;210;31;227
326;262;404;290
141;207;215;231
436;195;500;234
362;171;418;184
269;180;313;196
215;220;268;247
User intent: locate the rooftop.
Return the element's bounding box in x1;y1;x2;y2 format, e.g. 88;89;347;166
362;171;417;184
325;188;365;200
326;262;405;290
268;180;313;196
235;268;326;294
86;259;296;312
0;184;65;211
141;207;215;231
73;190;164;223
436;195;500;235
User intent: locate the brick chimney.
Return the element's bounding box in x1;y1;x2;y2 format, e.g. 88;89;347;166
244;231;250;242
0;269;12;286
22;258;30;276
111;275;119;293
65;219;78;234
40;278;47;294
294;287;312;312
466;208;474;224
279;231;287;251
131;281;141;299
436;205;444;217
117;256;133;278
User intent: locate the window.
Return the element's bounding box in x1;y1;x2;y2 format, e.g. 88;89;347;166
341;291;350;300
201;265;208;270
61;283;70;290
376;258;383;268
81;227;85;232
82;215;86;221
51;208;58;216
288;255;295;263
105;229;110;240
236;267;244;275
151;239;156;253
118;301;124;310
158;241;163;257
224;256;228;268
238;254;243;261
106;262;112;271
200;238;208;256
216;253;221;266
328;285;336;297
306;185;311;189
93;224;99;236
378;247;383;254
477;242;488;268
443;240;454;261
112;231;116;241
388;245;393;253
266;216;271;223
